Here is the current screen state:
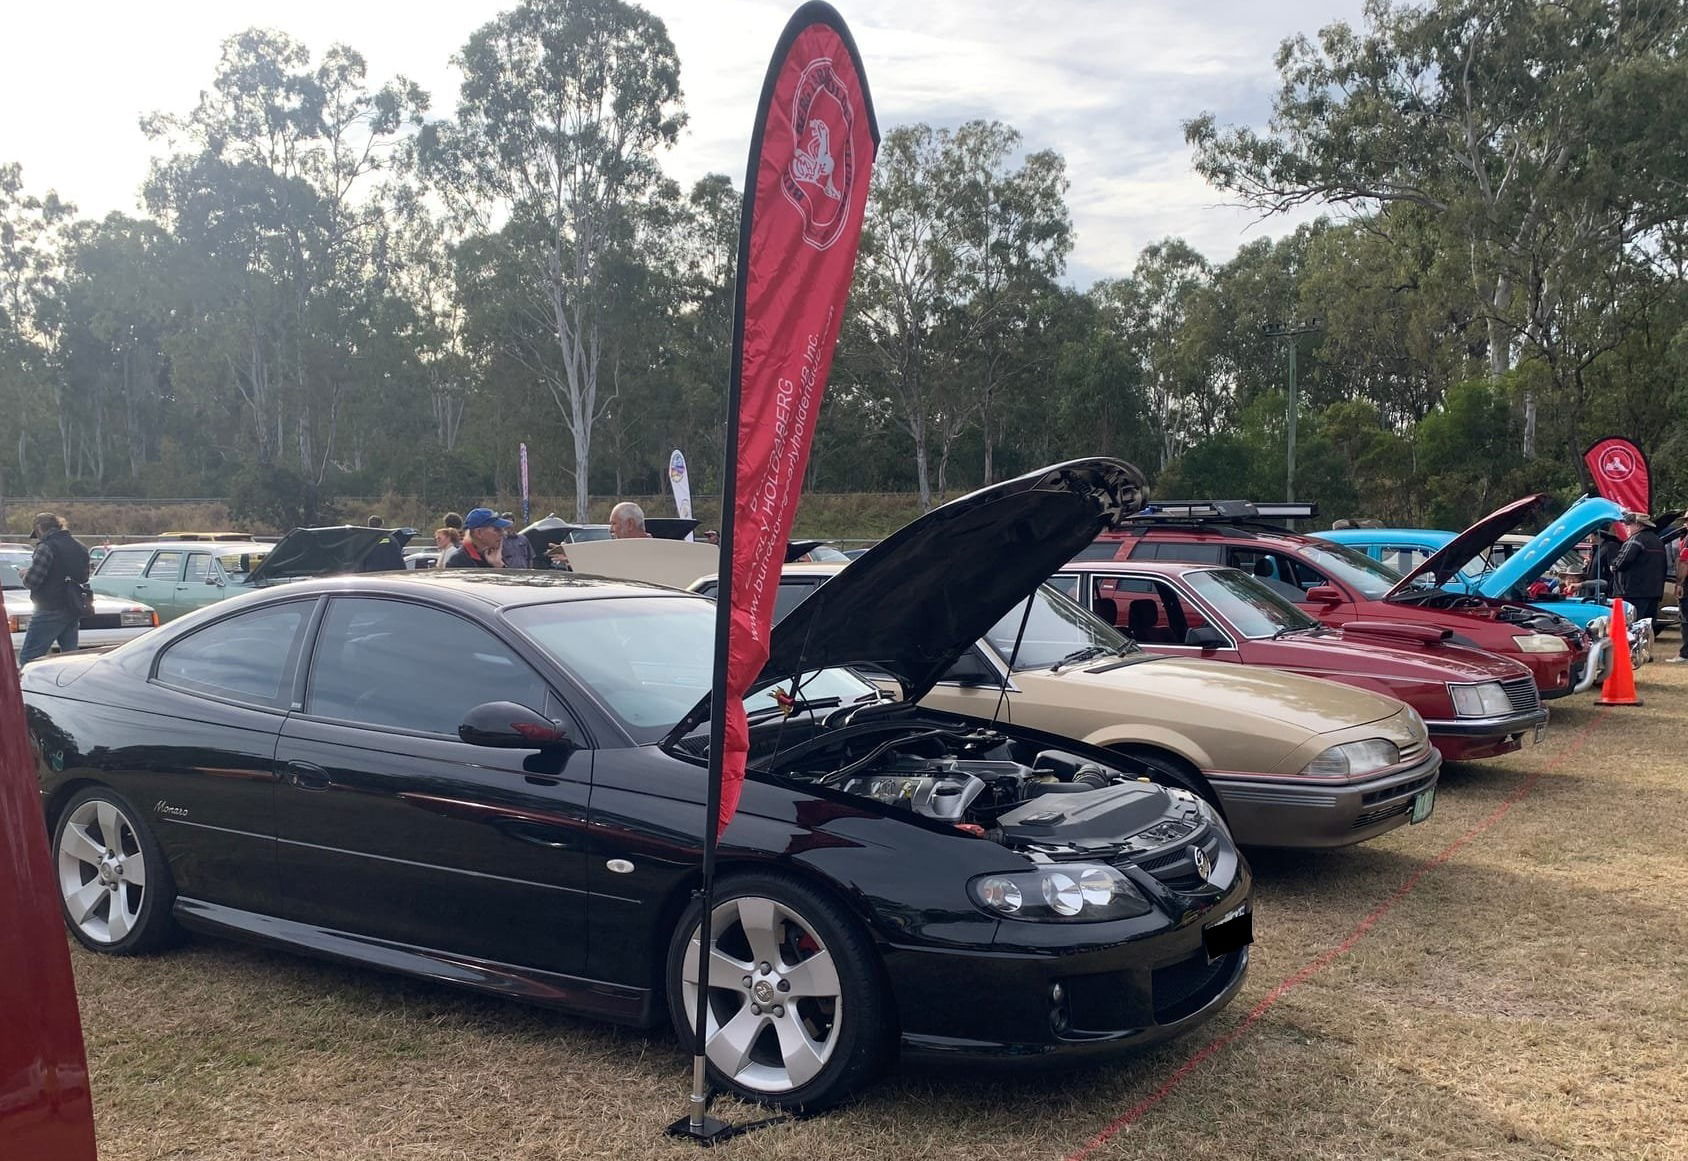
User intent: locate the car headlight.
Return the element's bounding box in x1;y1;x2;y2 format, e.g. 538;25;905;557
7;613;29;633
1585;616;1609;640
1449;681;1512;717
971;863;1153;922
1302;738;1400;777
1514;633;1568;654
119;609;154;628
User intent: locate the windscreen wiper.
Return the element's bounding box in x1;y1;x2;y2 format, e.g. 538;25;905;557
1050;645;1111;672
746;696;843;724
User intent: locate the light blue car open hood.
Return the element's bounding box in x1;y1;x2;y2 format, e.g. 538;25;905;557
1475;496;1623;599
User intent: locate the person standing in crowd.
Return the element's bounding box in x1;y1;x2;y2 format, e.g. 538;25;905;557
1671;509;1688;664
1611;511;1666;625
443;508;509;568
499;513;534;569
18;512;91;665
360;515;406;572
443;512;464;532
433;526;461;553
609;501;652;539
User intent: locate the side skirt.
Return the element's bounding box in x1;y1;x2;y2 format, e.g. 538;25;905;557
173;897;658;1028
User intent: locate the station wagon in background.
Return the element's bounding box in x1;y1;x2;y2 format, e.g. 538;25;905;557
90;526;410;622
90;540;272;622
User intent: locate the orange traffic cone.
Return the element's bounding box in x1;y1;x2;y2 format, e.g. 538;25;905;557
1597;596;1642;706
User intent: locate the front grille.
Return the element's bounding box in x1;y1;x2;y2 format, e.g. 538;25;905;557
1396;737;1430;765
80;613;123;630
1152;949;1240;1023
1350;799;1413;830
1501;676;1541;714
1125;824;1223;893
1360;772;1435;807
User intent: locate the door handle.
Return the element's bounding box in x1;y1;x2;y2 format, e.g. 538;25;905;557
285;761;333;790
498;819;574;850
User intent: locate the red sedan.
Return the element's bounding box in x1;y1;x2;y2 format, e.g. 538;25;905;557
1054;561;1549;762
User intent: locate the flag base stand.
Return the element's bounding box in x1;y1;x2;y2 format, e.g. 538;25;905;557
664;1106;793;1147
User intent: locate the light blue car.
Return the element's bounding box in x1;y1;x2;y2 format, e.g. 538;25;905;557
1317;495;1651;670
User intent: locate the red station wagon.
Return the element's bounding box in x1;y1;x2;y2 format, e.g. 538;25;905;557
1082;500;1589;700
1053;560;1549;762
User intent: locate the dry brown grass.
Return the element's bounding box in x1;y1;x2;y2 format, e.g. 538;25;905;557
70;659;1688;1160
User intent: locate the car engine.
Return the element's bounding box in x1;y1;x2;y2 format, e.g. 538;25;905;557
773;717;1211;860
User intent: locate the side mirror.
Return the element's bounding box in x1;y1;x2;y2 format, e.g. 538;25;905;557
1184;627;1226;649
1305;584;1344;605
940;651;998;686
206;575;225;586
459;701;572;750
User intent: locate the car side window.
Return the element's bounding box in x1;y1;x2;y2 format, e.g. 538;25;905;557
183;553;212;583
1095;576;1192;643
145;551;184;581
1135;541;1225;565
98;550;153;578
305;597;550;737
1047;575;1079;598
154;602;310;708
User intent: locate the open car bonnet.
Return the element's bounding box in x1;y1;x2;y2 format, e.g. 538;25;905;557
664;458;1147;745
1476;496;1623;598
245;526;393;585
1384;494;1548;600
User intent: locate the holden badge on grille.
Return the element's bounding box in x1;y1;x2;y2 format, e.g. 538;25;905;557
1190;844;1213;882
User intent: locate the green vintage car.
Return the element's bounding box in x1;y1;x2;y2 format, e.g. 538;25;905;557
89;527;410;622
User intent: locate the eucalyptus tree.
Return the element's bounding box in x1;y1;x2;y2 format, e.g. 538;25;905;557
419;0;685;520
852;120;1073;509
142;29;425;479
1186;0;1688;455
0;164;75;487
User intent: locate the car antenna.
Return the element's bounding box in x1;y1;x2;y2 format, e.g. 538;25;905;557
990;594;1037;729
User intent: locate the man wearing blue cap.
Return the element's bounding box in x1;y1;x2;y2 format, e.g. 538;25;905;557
443;507;511;568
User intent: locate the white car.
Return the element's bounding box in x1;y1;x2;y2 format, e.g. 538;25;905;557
2;555;159;655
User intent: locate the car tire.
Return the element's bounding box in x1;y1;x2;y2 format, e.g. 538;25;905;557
1111;746;1225;817
52;786;178;955
666;871;891;1111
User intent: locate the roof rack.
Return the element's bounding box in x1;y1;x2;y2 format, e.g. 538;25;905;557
1128;500;1319;521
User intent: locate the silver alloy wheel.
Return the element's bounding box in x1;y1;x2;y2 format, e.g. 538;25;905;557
680;894;844;1094
57;798;148;945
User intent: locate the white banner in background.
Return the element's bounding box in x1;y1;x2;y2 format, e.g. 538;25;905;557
668;449;693;540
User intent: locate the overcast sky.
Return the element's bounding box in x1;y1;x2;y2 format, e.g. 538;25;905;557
1;0;1366;286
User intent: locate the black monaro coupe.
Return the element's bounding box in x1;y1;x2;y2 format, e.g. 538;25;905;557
24;460;1252;1108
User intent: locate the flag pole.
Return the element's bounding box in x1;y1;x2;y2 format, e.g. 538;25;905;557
666;3;877;1142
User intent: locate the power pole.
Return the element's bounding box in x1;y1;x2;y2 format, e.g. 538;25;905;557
1261;319;1321;502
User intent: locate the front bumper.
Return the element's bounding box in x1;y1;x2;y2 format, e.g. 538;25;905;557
1423;707;1549;761
1209;750;1441;848
885;867;1251;1063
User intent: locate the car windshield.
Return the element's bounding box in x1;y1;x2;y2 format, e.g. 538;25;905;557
985;583;1136;671
1297;541;1404;599
503;595;877;743
1183;568;1320;638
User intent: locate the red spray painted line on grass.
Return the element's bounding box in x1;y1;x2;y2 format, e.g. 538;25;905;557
1061;710;1612;1161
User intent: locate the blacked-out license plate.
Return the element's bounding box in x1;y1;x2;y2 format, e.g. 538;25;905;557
1204;909;1253;961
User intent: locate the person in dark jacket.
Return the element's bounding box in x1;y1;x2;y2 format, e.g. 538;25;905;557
359;516;408;572
18;512;91;665
1611;512;1667;624
498;513;534;569
443;507;510;568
